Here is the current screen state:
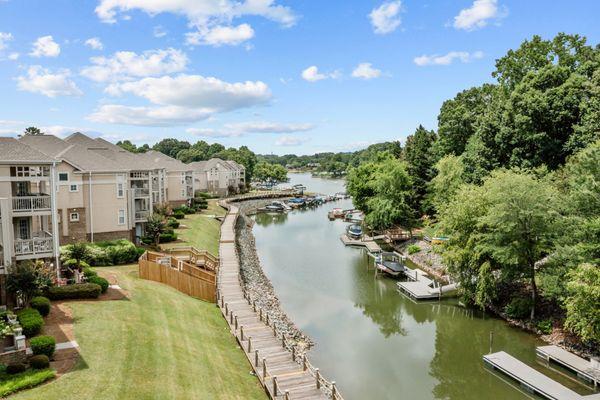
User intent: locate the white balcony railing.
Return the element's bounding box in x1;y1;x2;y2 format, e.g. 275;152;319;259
14;236;53;257
133;188;150;198
135;210;150;221
12;195;51;213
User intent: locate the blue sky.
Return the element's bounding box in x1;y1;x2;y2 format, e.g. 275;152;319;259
0;0;599;155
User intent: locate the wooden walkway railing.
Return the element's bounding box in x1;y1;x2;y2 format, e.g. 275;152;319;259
139;250;217;303
217;200;344;400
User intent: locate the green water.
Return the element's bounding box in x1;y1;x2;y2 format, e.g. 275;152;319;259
253;173;590;400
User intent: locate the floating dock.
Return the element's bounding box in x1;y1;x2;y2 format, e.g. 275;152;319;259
484;351;600;400
537;345;600;388
340;234;382;253
396;266;458;300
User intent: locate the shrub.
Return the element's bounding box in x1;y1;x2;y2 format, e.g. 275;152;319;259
6;363;27;375
504;297;533;319
16;308;43;337
173;210;185;219
87;276;109;293
194;191;212;199
407;244;421;255
60;240;141;267
197;204;208;210
82;267;97;279
30;336;55;358
167;217;180;229
537;319;553;334
29;355;50;370
47;283;101;300
141;236;153;245
135;247;146;259
159;232;178;243
6;261;54;306
29;296;51;317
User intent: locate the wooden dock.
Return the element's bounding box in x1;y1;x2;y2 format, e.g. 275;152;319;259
218;201;343;400
537;346;600;388
484;351;600;400
339;234;381;253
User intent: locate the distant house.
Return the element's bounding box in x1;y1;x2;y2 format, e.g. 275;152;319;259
189;158;246;197
139;151;193;207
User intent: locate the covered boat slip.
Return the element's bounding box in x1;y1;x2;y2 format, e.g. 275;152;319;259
484;352;600;400
537;346;600;388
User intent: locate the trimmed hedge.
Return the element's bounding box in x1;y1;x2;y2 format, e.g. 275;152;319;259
167;217;180;229
47;283;101;300
30;336;55;358
29;296;51;317
159;232;178;243
29;355;50;370
172;210;185;219
6;364;27;375
87;276;109;293
16;308;44;337
60;239;144;266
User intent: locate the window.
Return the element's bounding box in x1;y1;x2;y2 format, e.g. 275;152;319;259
118;209;125;225
116;174;125;198
181;189;186;197
58;172;69;182
181;172;185;184
69;184;78;192
70;212;79;222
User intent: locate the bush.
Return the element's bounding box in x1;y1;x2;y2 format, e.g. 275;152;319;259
537;319;553;334
159;232;178;243
29;355;50;370
87;276;109;293
47;283;101;300
6;364;27;375
29;296;51;317
167;217;180;229
141;236;153;245
30;336;55;358
172;210;185;219
407;244;421;255
197;204;208;210
60;240;141;267
194;191;212;199
504;297;533;319
135;247;146;259
16;308;43;337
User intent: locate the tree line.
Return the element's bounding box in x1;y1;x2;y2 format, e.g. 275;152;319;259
346;33;600;346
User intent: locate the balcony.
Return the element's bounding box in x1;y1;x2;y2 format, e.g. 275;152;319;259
135;210;150;222
14;233;54;259
132;188;150;198
12;195;51;214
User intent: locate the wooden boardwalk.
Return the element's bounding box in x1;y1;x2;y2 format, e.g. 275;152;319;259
339;234;381;253
537;346;600;388
217;202;342;400
484;351;600;400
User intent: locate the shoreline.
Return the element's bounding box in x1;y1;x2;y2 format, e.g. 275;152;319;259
233;198;314;354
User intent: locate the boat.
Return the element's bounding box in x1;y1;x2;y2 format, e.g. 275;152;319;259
287;197;306;208
375;252;405;277
344;210;364;223
258;201;291;213
334;192;349;200
346;224;363;239
328;208;345;220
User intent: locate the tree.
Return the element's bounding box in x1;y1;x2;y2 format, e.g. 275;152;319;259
6;261;54;306
564;263;600;343
153;138;190;159
23;126;43;136
428;155;465;214
145;214;167;247
253;162;287;183
403;125;437;215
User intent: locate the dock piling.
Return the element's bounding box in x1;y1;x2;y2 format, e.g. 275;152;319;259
316;368;321;389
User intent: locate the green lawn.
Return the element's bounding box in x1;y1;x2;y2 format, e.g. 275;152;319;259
162;200;226;256
12;265;266;400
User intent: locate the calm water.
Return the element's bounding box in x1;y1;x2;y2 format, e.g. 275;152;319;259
253;173;587;400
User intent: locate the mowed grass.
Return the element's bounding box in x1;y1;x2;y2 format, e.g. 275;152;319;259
13;265;266;400
162;200;226;256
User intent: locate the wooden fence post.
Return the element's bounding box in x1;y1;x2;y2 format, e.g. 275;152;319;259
247;337;252;352
240;326;244;341
332;381;337;397
259;308;263;321
234;315;238;331
266;312;270;326
273;376;278;396
262;358;267;380
292;346;296;362
253;300;257;312
303;354;307;371
316;368;321;389
255;350;259;367
285;390;290;400
229;310;233;325
225;302;229;316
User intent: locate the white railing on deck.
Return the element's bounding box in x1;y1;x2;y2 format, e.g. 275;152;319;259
133;188;150;198
135;210;150;221
12;195;51;212
14;237;53;257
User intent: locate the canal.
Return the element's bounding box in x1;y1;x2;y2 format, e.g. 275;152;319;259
251;173;584;400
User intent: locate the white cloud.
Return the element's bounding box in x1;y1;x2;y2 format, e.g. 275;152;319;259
39;125;92;138
81;48;188;82
185;24;254;47
95;0;296;47
30;35;61;58
225;121;314;134
453;0;506;31
153;25;167;38
186;127;239;138
0;32;13;50
301;66;340;82
8;52;19;60
88;105;213;126
16;66;83;97
105;74;271;110
413;51;484;66
351;63;382;80
275;135;308;146
369;1;402;34
85;37;104;50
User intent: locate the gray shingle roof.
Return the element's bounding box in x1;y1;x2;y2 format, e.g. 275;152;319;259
0;137;55;164
140;150;191;172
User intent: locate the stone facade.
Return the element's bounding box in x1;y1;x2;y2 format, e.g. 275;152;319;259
87;229;132;242
0;348;26;365
59;207;87;244
168;199;188;207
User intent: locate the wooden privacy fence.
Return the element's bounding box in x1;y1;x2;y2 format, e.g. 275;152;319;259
162;246;219;271
139;250;217;303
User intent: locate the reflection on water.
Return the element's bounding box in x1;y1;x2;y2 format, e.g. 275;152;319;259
252;173;585;400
